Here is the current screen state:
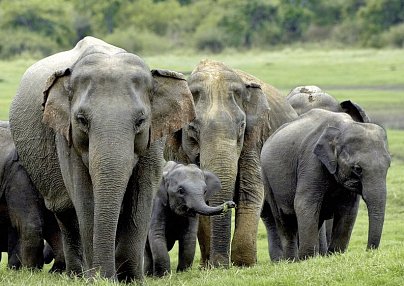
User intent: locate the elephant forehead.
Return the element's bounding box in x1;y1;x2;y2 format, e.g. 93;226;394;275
72;53;151;83
171;165;204;181
189;69;241;86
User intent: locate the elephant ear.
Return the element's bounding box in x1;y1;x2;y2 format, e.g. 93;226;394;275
237;74;271;149
340;100;371;123
313;126;341;174
42;68;72;144
150;69;196;143
203;170;222;202
159;161;182;207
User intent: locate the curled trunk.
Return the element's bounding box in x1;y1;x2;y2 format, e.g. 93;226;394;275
191;195;235;216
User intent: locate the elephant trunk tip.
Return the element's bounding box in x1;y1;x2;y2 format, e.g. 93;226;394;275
221;201;236;213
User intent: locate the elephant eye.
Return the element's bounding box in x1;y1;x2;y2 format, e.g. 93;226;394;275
177;187;185;195
134;115;147;131
76;114;89;131
238;121;246;137
188;122;199;141
352;165;362;177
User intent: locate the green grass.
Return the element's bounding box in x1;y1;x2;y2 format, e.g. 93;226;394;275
1;48;403;285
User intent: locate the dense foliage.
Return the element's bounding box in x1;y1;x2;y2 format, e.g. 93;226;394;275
0;0;404;57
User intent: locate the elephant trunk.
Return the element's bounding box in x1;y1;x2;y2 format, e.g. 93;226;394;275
362;179;386;250
191;195;235;216
200;137;239;266
90;129;136;278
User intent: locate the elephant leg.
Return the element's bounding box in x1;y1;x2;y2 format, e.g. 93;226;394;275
55;209;83;276
115;143;164;282
326;218;333;246
197;215;210;268
277;213;298;260
231;152;264;266
231;203;260;266
261;200;283;261
295;192;322;259
318;221;328;255
116;191;162;280
328;196;360;254
147;234;171;277
143;239;153;276
7;226;21;269
43;209;66;273
57;145;94;273
7;179;44;269
177;223;197;272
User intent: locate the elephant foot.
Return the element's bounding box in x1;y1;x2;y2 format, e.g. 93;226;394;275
49;260;66;273
231;210;259;267
210;253;230;268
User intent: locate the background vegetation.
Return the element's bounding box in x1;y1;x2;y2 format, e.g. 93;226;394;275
1;48;403;285
1;0;404;58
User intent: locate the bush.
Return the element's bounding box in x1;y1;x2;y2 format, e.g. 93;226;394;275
381;23;404;48
331;20;362;47
194;27;225;54
103;27;172;55
303;24;333;43
0;29;60;59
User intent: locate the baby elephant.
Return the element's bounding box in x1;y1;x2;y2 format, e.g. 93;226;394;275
261;109;390;261
145;161;235;277
0;122;65;272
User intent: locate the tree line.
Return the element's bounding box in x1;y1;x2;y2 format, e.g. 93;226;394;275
0;0;403;58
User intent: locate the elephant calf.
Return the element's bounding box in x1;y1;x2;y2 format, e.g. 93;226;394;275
260;109;390;260
286;85;370;123
0;122;65;272
144;161;235;277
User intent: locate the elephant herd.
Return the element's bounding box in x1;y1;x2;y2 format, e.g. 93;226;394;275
0;37;390;282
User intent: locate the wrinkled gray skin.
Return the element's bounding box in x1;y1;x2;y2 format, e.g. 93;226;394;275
287;85;371;250
144;161;235;277
9;37;195;282
165;60;297;267
261;109;390;260
0;122;65;272
287;85;371;123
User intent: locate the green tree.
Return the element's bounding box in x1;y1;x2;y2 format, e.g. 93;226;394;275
0;0;75;57
358;0;404;46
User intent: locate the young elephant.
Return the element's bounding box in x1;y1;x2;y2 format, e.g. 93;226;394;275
145;161;235;277
0;122;65;272
260;109;390;260
286;85;370;123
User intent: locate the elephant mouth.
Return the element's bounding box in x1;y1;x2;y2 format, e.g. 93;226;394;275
343;179;362;194
177;206;197;217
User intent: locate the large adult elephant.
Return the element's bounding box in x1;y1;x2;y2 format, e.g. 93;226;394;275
9;37;195;281
165;59;297;267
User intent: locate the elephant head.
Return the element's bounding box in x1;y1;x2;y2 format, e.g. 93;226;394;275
161;161;235;217
287;85;371;123
314;122;391;250
41;46;195;278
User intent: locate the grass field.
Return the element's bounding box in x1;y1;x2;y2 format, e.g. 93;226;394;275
0;48;403;285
